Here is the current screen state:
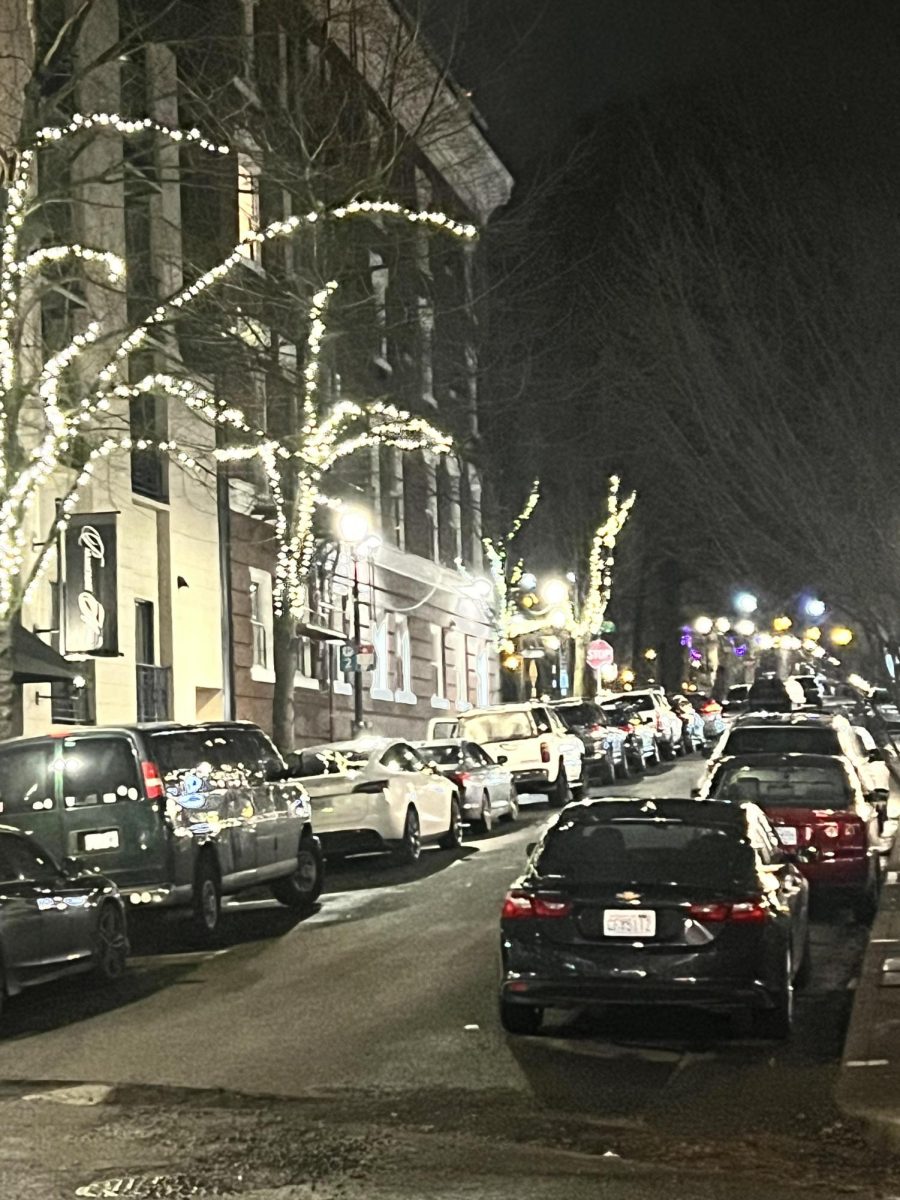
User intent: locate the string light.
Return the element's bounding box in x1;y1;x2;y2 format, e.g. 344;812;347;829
0;110;478;627
482;479;541;645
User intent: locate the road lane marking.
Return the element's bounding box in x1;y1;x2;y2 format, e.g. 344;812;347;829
846;1059;889;1067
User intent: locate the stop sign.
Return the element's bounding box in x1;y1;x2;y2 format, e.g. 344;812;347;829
586;639;614;670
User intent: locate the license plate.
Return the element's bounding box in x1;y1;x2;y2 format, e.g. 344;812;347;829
775;826;798;847
82;829;119;852
603;909;656;938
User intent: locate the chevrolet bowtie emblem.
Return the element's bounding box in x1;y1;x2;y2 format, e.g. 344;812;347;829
616;891;641;903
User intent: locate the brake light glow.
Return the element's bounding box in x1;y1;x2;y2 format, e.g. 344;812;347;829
141;761;164;801
701;701;722;714
540;741;551;763
449;772;471;787
501;891;572;919
687;899;767;923
841;815;865;844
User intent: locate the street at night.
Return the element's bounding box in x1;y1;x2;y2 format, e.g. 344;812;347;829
1;756;887;1198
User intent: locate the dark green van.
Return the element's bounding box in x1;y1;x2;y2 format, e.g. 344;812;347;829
0;721;321;937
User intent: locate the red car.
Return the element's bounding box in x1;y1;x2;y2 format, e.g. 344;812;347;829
704;752;881;919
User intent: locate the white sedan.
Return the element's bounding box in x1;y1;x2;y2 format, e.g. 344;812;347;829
292;738;462;864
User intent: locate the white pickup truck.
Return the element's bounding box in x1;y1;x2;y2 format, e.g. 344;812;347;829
452;702;585;807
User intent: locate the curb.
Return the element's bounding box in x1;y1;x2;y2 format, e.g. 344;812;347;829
835;829;900;1149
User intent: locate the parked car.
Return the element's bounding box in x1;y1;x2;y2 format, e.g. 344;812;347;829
748;673;806;713
701;753;882;918
689;694;727;745
415;739;518;832
293;738;462;862
614;689;683;759
499;796;809;1038
789;675;824;709
0;825;128;1018
456;703;584;806
670;695;706;754
597;698;660;768
723;684;750;717
0;722;321;940
698;712;889;820
550;699;631;782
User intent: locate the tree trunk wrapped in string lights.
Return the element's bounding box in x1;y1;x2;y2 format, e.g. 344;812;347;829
0;111;474;738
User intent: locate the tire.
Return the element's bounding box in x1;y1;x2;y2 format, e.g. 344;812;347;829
601;751;617;785
477;791;494;834
660;738;676;761
192;854;221;941
271;836;324;912
504;787;520;822
648;740;662;766
394;806;422;864
629;748;645;775
440;797;464;850
794;927;812;990
91;902;128;982
681;731;694;757
547;765;571;808
614;750;631;780
500;997;543;1035
754;949;794;1039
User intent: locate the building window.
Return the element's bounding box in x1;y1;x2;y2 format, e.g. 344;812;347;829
455;630;470;711
52;660;96;725
135;599;155;665
237;153;262;265
476;641;491;707
249;566;275;682
369;249;390;371
430;624;448;709
394;615;415;704
135;599;170;721
130;394;168;502
371;614;393;702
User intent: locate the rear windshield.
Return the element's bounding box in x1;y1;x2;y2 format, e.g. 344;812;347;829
459;712;534;742
149;729;233;776
293;748;370;776
534;818;754;888
0;736;141;812
724;727;841;756
555;703;603;728
624;695;654;713
711;763;851;809
419;744;461;766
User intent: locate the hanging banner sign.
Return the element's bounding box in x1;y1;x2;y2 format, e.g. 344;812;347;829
64;513;119;656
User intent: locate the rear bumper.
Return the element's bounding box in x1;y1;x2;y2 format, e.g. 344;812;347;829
511;769;550;789
500;974;773;1012
318;829;391;856
801;854;870;889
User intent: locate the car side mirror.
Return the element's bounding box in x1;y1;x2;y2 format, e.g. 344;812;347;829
496;755;508;765
61;854;86;878
265;763;288;782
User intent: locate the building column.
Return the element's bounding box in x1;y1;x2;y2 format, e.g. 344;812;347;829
466;463;484;571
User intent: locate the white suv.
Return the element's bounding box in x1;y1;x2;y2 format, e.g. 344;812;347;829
457;703;584;806
618;689;683;760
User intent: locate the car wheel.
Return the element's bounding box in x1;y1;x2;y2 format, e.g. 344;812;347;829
648;740;661;766
794;927;812;990
681;731;694;756
602;751;616;785
615;750;631;780
499;997;543;1035
92;902;128;982
478;791;494;834
754;949;794;1039
271;836;324;912
660;738;676;761
394;806;422;864
853;864;879;923
504;786;520;822
630;749;645;774
547;765;571;808
192;855;221;940
439;797;464;850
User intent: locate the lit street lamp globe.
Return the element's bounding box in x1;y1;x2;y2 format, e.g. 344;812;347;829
714;617;731;634
540;578;569;606
694;616;714;635
831;626;854;647
337;508;371;546
734;618;756;637
734;591;758;615
805;598;826;619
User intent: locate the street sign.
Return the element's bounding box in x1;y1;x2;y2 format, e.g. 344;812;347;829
520;648;546;660
600;620;616;634
339;643;357;672
586;639;615;670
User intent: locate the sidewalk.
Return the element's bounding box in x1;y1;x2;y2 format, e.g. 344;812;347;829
836;825;900;1147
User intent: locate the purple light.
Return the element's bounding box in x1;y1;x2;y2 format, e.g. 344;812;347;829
680;633;692;648
689;649;702;664
734;645;747;657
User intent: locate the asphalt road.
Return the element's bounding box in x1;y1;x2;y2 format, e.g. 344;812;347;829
0;753;891;1198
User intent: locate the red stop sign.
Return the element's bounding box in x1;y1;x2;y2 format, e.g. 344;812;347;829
586;639;615;670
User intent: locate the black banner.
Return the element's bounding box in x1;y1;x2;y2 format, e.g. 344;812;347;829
64;513;119;656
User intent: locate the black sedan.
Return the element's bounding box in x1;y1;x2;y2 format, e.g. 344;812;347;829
499;797;809;1038
0;825;128;1018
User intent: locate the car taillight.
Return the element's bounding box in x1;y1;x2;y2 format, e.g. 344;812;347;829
701;701;721;714
655;713;664;732
687;899;767;923
141;761;164;801
540;741;551;763
449;771;471;787
841;815;866;844
501;891;572;920
618;724;632;733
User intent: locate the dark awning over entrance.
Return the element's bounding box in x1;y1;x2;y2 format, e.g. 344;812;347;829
12;624;78;683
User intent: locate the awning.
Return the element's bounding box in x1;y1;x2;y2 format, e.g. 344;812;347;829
12;624;79;684
298;622;347;643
